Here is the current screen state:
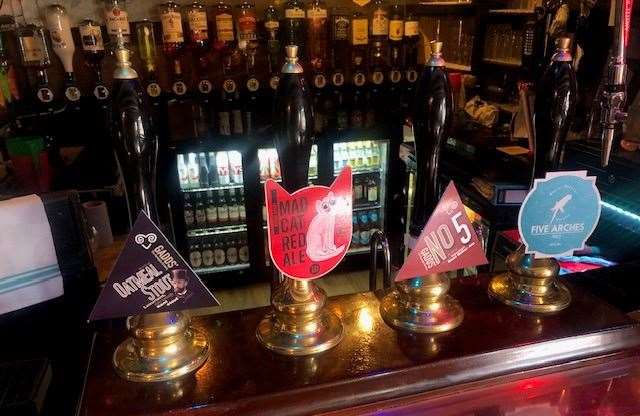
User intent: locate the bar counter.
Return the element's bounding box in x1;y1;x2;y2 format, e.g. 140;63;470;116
79;273;640;416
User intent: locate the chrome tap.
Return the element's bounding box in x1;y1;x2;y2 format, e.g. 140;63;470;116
592;0;633;167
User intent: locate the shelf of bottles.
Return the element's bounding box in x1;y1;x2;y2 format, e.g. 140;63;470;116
333;140;387;255
482;23;523;67
176;150;250;275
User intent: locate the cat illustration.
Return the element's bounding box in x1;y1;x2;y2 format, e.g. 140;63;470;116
306;192;347;262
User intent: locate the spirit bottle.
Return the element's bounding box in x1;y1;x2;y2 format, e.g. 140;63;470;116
306;0;328;72
79;20;109;102
236;1;258;50
283;0;306;56
273;45;314;192
243;51;260;134
136;21;162;100
185;0;211;92
403;10;419;86
214;0;240;73
159;2;187;98
368;40;387;126
330;8;349;83
44;5;81;109
16;20;53;107
388;1;403;95
264;4;281;91
104;0;130;46
350;11;368;128
370;0;389;43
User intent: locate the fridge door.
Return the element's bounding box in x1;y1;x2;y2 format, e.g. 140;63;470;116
332;139;389;256
174;149;251;275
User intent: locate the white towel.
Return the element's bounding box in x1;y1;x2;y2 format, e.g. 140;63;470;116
0;194;63;315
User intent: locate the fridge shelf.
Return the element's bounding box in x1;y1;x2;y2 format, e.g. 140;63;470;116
187;224;247;237
181;184;244;193
260;175;318;184
353;204;382;211
194;263;250;274
346;246;370;255
334;168;382;176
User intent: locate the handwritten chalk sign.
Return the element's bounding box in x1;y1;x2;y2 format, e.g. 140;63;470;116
89;212;219;321
265;166;353;280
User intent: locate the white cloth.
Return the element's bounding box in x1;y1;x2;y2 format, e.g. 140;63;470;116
0;194;63;315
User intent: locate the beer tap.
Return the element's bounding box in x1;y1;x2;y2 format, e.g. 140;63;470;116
592;0;633;167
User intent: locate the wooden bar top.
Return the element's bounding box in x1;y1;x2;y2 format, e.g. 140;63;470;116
79;274;640;416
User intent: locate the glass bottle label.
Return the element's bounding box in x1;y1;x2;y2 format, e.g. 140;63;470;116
172;81;187;95
93;85;109;99
238;15;257;41
161;11;184;43
246;77;260;92
307;7;328;19
147;82;162;97
79;25;105;51
198;79;213;94
331;71;344;86
406;69;418;83
404;20;419;37
371;10;389;36
216;13;234;41
265;20;279;30
353;72;366;86
371;71;384;84
37;87;54;103
239;245;249;262
21;36;44;61
351;19;368;45
189;250;202;268
49;28;73;51
314;74;326;88
214;249;225;265
226;247;238;264
389;19;403;41
202;249;214;266
184;210;194;225
269;75;279;90
65;86;81;101
223;79;236;93
206;206;218;223
285;7;305;18
187;9;208;41
389;69;402;83
333;16;349;40
105;7;130;35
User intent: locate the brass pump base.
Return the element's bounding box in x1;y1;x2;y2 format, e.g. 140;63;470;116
257;278;344;356
113;311;210;382
489;247;571;313
380;274;464;333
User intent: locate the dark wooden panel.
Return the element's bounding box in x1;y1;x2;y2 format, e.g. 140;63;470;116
79;274;640;416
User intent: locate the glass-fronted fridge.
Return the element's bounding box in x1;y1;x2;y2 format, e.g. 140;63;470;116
333;138;389;257
170;145;253;279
